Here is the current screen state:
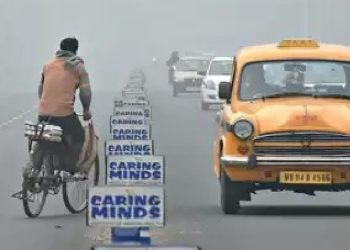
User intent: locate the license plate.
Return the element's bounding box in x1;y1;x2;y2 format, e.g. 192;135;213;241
279;171;332;184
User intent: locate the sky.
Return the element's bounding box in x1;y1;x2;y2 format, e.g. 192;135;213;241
0;0;349;92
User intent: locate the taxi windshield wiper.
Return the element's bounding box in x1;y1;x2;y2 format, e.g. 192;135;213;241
312;93;350;99
257;92;314;100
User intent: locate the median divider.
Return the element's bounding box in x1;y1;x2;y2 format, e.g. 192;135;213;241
88;69;200;249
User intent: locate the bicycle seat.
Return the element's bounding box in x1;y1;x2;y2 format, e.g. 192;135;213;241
24;121;63;142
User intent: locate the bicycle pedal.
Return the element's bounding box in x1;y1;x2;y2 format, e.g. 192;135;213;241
11;191;24;200
11;191;35;202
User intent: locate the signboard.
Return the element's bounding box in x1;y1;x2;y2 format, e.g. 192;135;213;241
105;140;154;156
106;155;165;185
122;90;148;100
128;79;144;86
111;125;151;140
88;186;164;227
92;246;200;250
124;88;145;95
114;107;145;118
114;98;150;108
110;115;145;126
113;106;152;121
125;85;145;92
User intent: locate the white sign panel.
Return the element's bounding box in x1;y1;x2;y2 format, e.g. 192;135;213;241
106;156;165;185
122;90;148;99
114;98;150;108
113;106;151;121
125;86;145;92
111;125;151;140
105;140;154;156
128;79;144;86
114;107;145;118
88;186;164;227
110;115;145;126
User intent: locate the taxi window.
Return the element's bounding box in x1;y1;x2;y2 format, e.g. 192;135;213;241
239;60;350;100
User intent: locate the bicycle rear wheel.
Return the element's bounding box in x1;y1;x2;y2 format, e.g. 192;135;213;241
22;155;52;218
62;155;100;214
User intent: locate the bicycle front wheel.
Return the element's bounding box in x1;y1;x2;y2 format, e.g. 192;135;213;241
62;155;100;214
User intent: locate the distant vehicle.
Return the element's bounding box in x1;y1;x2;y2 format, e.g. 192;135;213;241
214;38;350;214
199;57;234;110
172;56;210;96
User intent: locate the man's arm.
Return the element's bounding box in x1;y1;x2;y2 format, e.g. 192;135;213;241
77;63;92;117
38;72;44;99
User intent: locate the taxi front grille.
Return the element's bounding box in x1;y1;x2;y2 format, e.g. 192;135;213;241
254;132;350;143
254;147;350;156
253;131;350;156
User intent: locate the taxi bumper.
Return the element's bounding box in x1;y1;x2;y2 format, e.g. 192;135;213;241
221;155;350;167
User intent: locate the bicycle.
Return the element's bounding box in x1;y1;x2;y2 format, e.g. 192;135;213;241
12;116;99;218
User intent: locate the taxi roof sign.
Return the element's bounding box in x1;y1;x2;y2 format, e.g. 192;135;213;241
278;38;319;48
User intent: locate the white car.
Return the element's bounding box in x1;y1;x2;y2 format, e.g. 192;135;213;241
200;57;234;110
172;56;210;96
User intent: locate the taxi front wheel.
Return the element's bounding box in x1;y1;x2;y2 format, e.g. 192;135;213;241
220;167;245;214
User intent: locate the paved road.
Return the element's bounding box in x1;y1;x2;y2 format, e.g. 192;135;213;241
148;65;350;250
1;65;350;250
0;90;115;250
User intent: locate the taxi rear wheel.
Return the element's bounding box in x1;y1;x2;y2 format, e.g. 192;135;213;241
220;166;241;214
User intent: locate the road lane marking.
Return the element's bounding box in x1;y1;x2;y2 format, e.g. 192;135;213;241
0;105;36;129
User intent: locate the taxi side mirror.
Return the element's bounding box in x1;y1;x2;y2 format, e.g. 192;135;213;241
218;82;232;100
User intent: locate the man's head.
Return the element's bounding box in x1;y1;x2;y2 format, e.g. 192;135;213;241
60;37;79;54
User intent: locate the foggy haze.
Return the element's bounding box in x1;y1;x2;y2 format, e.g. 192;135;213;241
1;0;349;93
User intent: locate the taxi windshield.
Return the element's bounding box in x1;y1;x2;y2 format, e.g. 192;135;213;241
176;59;209;72
239;60;350;100
209;60;234;75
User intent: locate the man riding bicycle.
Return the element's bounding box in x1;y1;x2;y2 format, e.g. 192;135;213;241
23;37;92;178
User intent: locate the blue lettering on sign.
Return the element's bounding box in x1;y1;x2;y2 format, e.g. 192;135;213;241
92;206;108;218
109;161;162;181
112;119;143;125
112;128;149;140
108;144;152;155
109;170;162;181
113;135;148;140
110;161;161;170
113;129;147;135
90;195;161;219
115;111;144;116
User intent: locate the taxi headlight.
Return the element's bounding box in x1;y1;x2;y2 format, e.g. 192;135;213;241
232;120;254;140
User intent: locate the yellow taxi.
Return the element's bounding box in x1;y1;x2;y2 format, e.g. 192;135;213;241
214;39;350;214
